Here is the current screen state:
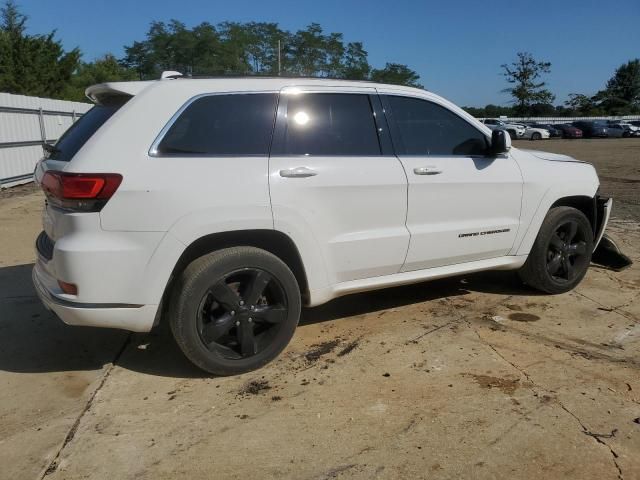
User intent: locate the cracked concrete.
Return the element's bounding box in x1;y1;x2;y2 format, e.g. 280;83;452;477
1;139;640;479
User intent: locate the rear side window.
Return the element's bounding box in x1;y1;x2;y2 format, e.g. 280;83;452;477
276;93;380;156
48;98;128;162
156;93;278;156
388;96;487;156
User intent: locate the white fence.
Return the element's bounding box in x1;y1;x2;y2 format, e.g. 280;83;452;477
480;115;640;123
0;93;92;188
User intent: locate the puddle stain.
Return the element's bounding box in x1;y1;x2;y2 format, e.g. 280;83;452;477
463;374;520;395
509;313;540;322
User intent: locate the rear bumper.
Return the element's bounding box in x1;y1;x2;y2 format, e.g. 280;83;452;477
32;262;157;332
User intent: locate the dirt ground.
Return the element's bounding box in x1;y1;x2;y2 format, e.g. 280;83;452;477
0;139;639;480
513;138;640;222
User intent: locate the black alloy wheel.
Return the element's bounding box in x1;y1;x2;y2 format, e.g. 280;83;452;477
545;220;589;283
518;207;594;294
196;268;288;360
169;247;301;376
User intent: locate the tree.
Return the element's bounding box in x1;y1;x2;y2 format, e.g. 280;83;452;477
0;1;80;98
340;42;370;80
119;20;422;87
597;59;640;114
564;93;602;116
285;23;344;77
501;52;554;116
62;54;138;101
370;63;422;88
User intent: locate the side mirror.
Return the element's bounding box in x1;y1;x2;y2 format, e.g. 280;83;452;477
490;129;511;155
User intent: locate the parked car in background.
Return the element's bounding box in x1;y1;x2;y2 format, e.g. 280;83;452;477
530;123;563;138
605;124;626;138
622;124;640;137
555;124;583;139
629;121;640;128
572;121;608;138
607;121;640;136
521;125;550;140
481;119;525;139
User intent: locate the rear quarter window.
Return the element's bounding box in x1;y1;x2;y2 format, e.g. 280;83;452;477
155;93;278;156
48;98;129;162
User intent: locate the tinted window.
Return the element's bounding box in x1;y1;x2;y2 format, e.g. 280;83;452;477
388;96;487;156
157;93;278;155
278;93;380;156
48;99;128;162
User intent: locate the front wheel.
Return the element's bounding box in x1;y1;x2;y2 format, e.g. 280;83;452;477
168;247;301;375
531;132;542;141
519;207;594;294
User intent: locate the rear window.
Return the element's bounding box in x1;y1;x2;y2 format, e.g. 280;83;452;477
156;93;278;156
47;98;128;162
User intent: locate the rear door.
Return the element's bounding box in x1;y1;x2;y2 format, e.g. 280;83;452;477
269;87;409;285
381;94;523;271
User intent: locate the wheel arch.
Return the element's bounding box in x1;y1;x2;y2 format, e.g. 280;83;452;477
157;229;310;324
550;195;596;235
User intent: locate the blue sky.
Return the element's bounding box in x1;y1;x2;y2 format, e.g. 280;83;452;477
15;0;640;106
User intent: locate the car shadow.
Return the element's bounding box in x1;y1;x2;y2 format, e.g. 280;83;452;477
0;262;541;379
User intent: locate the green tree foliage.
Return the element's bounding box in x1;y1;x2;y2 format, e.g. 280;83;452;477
370;63;423;88
595;59;640;114
61;54;138;101
0;1;80;98
501;52;554;115
121;21;421;86
561;60;640;116
340;42;370;80
1;1;422;100
563;93;602;116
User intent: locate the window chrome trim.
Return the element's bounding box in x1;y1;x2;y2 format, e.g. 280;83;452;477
148;90;279;158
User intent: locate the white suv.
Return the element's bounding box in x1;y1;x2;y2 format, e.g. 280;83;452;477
33;77;612;375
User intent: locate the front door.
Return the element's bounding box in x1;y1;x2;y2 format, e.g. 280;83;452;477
381;94;523;272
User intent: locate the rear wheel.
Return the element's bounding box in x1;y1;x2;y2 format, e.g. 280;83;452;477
519;207;593;294
168;247;301;375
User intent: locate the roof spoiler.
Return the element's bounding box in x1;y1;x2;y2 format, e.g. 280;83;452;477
85;81;155;105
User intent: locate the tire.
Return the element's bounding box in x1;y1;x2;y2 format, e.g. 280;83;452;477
507;129;516;140
518;207;594;294
168;247;301;376
531;132;541;141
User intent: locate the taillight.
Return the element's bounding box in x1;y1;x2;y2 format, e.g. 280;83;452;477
41;172;122;212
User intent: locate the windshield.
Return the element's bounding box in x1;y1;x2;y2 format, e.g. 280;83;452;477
47;97;129;162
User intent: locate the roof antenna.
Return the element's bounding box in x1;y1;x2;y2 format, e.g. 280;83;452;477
161;71;183;80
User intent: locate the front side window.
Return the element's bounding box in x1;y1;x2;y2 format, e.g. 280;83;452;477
278;93;381;156
387;96;487;156
156;93;278;155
